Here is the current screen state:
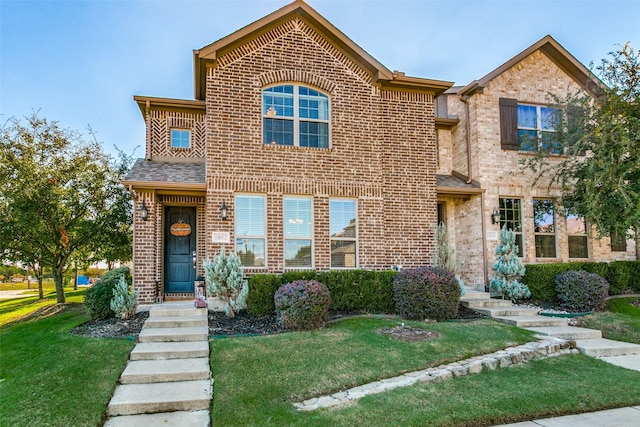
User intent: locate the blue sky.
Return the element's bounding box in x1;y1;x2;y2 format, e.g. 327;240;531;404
2;0;639;159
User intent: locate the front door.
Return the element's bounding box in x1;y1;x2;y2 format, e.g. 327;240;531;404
164;206;196;293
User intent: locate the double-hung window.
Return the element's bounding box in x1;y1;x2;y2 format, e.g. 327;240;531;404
499;198;524;257
330;199;357;268
283;196;313;268
566;211;588;258
171;129;191;149
263;84;329;148
533;199;556;258
517;104;559;152
235;195;266;267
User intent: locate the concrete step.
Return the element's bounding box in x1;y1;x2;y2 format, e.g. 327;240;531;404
120;358;210;384
130;341;210;361
462;299;513;309
144;315;208;329
149;303;205;318
104;410;210;427
107;380;212;416
493;315;567;328
526;326;602;340
473;306;539;317
138;326;208;343
575;338;640;357
460;291;491;301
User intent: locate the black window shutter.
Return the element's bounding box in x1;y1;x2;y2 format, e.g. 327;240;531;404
499;98;519;150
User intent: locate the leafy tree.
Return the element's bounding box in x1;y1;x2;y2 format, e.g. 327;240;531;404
523;43;640;257
490;227;530;301
0;114;133;303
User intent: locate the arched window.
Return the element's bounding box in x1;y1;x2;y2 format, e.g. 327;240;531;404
262;84;329;148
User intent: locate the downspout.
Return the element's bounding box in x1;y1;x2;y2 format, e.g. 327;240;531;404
459;95;473;184
460;94;488;289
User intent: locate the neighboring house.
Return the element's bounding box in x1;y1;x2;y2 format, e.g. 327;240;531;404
435;35;637;287
124;1;636;303
123;0;452;303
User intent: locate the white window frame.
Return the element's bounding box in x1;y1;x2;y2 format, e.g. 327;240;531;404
170;128;191;149
234;194;267;268
262;83;330;148
329;198;358;269
533;199;557;258
566;211;589;259
517;103;558;152
283;196;313;269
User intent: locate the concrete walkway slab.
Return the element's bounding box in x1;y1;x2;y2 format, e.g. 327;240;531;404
130;341;209;360
138;326;208;342
526;325;602;340
144;315;208;328
599;354;640;371
493;315;567;328
120;358;210;384
493;406;640;426
575;338;640;357
107;380;212;416
104;410;210;427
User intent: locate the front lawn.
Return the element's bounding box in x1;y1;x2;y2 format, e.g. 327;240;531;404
210;317;640;426
577;297;640;344
0;288;84;326
0;304;134;427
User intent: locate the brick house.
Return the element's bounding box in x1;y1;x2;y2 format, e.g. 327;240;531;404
435;35;637;287
123;0;453;303
124;1;636;303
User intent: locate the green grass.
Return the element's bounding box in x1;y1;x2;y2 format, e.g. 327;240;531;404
211;317;640;426
0;278;56;291
0;288;84;326
579;297;640;344
0;304;134;427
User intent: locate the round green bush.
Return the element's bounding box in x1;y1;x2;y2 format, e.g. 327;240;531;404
555;270;609;312
274;280;331;331
83;266;131;319
393;267;460;321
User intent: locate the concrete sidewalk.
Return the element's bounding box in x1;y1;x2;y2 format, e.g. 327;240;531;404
494;405;640;426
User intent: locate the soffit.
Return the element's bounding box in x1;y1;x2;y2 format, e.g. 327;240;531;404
457;35;606;97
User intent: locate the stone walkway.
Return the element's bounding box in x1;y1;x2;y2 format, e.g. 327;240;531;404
104;302;212;427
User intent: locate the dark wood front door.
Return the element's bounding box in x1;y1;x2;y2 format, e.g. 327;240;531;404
164;206;196;293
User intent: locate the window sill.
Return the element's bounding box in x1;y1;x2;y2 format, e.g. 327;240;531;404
262;143;332;152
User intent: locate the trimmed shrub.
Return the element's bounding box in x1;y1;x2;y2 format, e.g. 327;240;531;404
247;270;396;316
522;263;582;302
555;270;609;312
247;274;281;316
393;267;460;321
274;280;332;330
110;275;138;320
84;267;131;319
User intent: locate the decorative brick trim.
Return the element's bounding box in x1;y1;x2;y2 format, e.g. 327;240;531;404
257;69;336;93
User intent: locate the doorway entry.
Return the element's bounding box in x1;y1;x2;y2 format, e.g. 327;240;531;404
164;206;196;293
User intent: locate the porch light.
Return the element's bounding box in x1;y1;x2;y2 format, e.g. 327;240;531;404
139;200;149;222
491;208;501;225
220;201;229;220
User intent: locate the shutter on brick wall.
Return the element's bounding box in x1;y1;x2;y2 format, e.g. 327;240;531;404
499;98;519;150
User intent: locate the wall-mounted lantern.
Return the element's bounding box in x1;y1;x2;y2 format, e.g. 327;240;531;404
220;201;229;220
139;200;149;222
491;208;501;225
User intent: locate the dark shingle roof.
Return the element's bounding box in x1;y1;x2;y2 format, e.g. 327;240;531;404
436;174;483;195
123;159;206;186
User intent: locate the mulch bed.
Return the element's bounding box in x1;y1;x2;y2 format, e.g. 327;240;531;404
70;304;488;339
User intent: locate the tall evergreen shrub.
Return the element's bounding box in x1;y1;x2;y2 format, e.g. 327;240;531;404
490;227;530;301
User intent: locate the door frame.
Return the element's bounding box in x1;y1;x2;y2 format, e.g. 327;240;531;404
163;204;198;295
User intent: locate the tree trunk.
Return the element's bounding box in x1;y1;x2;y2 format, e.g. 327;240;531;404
74;264;78;291
38;266;44;300
53;265;66;304
636;226;639;261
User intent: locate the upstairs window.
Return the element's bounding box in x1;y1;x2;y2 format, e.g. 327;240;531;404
517;104;558;152
499;98;558;153
263;84;329;148
171;129;191;149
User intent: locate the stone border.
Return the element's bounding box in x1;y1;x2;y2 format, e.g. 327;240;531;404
293;338;577;411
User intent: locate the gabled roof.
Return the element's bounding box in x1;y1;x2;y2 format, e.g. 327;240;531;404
193;0;452;99
457;35;606;97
